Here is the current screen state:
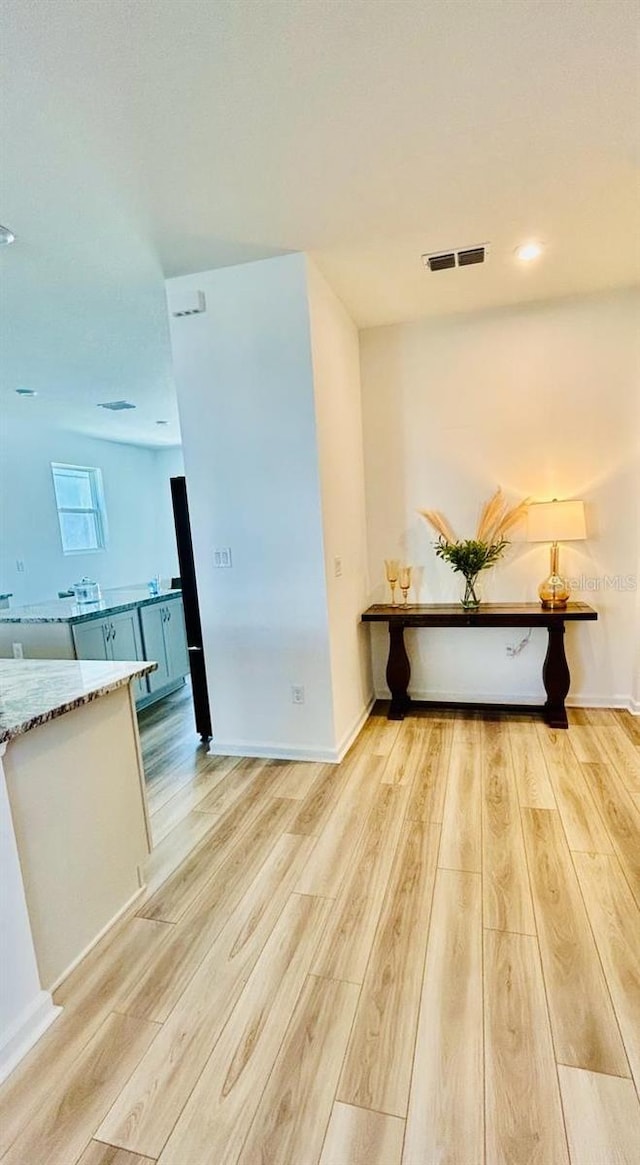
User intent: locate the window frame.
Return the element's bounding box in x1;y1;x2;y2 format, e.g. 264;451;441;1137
51;463;108;555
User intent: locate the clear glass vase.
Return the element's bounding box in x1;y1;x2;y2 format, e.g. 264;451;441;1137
461;574;480;610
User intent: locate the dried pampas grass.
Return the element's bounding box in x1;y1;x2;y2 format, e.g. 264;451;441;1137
476;487;530;542
419;488;529;546
493;497;530;539
418;509;458;543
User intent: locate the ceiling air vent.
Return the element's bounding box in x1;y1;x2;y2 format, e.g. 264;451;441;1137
97;400;136;411
458;246;485;266
425;252;455;272
170;289;206;318
422;243;489;271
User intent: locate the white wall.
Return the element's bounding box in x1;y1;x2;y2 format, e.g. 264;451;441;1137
306;259;373;749
0;417;183;605
361;289;640;708
154;444;186;584
167;254;338;760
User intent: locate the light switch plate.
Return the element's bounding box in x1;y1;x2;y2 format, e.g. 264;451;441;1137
214;547;232;568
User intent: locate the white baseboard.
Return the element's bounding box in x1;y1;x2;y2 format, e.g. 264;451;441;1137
47;884;146;994
208;697;375;764
208;739;343;763
335;696;376;762
0;990;61;1085
206;688;634;760
374;686;635;711
566;694;633;710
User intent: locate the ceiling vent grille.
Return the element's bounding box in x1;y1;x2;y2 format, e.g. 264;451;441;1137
97;400;137;411
422;243;489;272
170;289;206;318
458;246;485;266
426;252;455;272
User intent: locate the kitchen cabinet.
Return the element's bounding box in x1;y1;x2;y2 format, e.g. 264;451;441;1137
109;609;144;664
138;604;169;692
72;618;109;662
139;598;189;695
164;599;189;682
1;590;189;712
107;610;147;701
73;609;147;701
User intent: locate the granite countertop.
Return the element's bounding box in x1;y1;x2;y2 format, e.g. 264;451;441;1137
0;586;182;625
0;658;158;744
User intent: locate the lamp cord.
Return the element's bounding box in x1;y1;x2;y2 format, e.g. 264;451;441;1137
506;629;533;657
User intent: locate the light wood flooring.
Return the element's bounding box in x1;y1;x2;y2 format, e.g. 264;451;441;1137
2;686;640;1164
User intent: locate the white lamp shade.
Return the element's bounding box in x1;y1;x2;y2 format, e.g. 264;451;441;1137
527;500;586;543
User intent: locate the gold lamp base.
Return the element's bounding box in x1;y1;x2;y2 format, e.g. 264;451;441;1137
538;542;570;609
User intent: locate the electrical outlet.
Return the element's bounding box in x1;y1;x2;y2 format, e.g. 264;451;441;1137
213;547;232;568
291;685;305;705
12;642;24;659
334;556;343;578
16;560;25;573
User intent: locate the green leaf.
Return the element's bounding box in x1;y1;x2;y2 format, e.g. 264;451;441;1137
433;537;509;577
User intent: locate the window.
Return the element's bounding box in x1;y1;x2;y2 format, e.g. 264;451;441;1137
51;463;108;554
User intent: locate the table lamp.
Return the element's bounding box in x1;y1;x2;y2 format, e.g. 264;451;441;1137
527;499;586;608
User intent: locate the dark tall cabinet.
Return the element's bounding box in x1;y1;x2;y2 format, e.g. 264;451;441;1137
170;476;212;741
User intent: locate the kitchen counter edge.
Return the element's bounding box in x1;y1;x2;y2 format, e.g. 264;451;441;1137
0;588;183;625
0;658;158;744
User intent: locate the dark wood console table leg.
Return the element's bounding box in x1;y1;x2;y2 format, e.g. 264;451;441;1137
543;622;570;729
386;623;411;720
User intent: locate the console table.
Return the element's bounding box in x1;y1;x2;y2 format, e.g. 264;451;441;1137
362;602;598;728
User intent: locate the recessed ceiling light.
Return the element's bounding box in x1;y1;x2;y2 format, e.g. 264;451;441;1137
156;420;168;426
515;241;544;262
0;225;16;246
15;387;37;397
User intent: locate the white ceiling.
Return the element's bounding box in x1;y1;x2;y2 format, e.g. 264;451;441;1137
1;0;638;445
